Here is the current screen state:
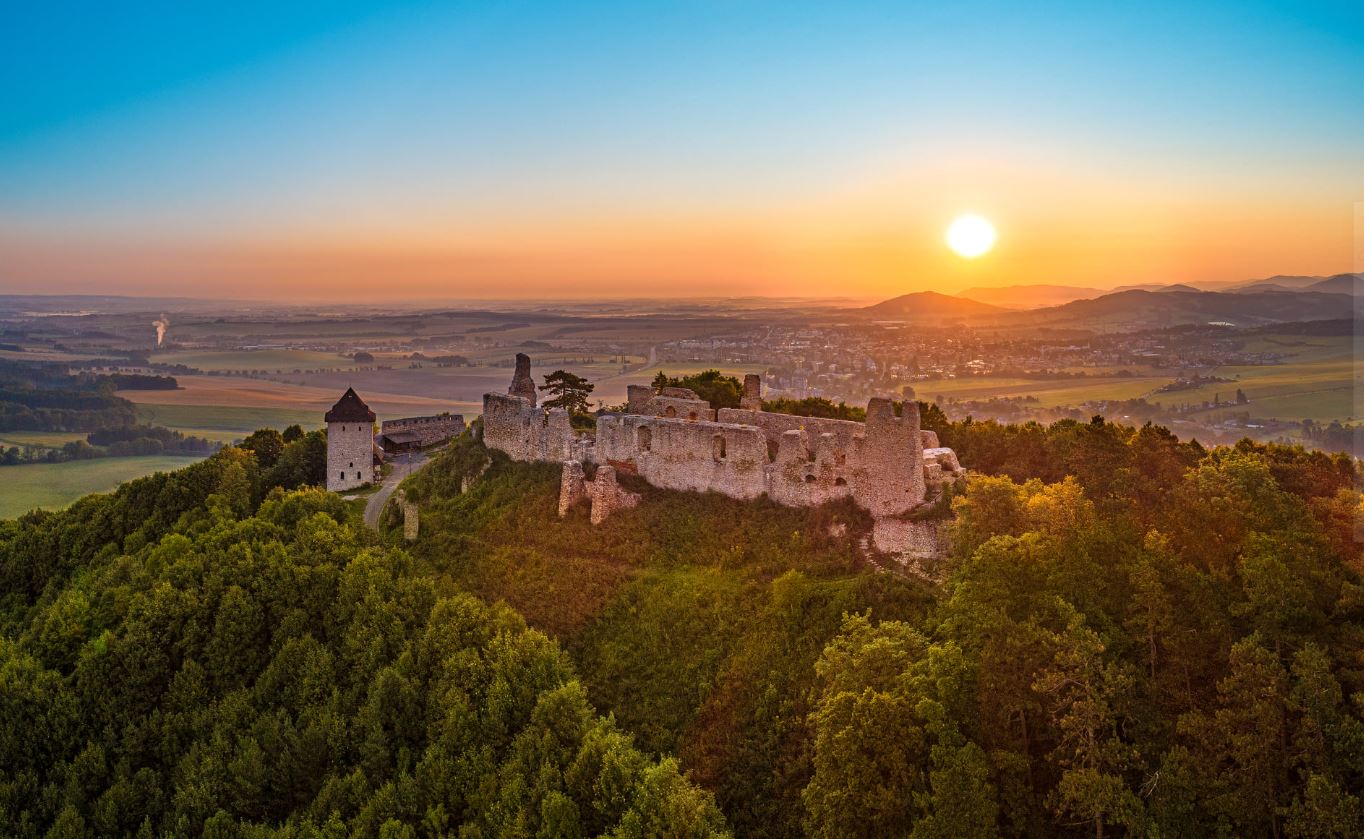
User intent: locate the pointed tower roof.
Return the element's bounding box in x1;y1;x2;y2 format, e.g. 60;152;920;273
325;387;376;423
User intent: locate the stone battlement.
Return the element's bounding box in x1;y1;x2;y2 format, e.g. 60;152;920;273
380;413;465;447
480;357;963;566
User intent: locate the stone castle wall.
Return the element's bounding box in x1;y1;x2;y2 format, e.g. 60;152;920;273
381;413;465;446
482;393;580;463
595;413;770;499
481;356;962;565
326;422;375;491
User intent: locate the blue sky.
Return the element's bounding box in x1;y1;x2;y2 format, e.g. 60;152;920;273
2;1;1361;299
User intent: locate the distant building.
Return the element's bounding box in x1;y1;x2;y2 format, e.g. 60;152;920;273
326;387;378;491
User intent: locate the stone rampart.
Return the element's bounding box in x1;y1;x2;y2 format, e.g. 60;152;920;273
595;413;769;500
484;356;963;568
381;413;465;446
482;393;575;463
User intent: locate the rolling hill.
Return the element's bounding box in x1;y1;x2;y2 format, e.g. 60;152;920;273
955;284;1106;309
1013;288;1358;329
1306;273;1364;295
858;290;1005;320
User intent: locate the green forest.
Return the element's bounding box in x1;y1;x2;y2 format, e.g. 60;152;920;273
2;406;1362;837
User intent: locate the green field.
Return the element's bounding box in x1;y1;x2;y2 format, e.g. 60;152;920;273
0;455;206;519
136;403;321;433
153;349;359;372
1170;336;1358;421
0;431;89;449
918;374;1170;407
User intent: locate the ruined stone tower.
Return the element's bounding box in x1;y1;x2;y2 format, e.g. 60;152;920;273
740;374;763;410
509;352;537;406
325;387;377;492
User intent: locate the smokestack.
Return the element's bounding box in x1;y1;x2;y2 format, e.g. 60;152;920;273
152;314;170;348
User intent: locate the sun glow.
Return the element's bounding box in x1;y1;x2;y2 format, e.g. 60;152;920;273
946;214;997;258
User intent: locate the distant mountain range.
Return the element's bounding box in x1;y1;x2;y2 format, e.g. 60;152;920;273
860;273;1362;329
1007;289;1355;329
956;284;1107;309
859;291;1006;320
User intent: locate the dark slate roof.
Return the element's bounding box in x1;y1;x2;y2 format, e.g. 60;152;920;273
381;431;424;445
324;387;376;423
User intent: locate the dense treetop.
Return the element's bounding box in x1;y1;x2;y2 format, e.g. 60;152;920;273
0;447;726;838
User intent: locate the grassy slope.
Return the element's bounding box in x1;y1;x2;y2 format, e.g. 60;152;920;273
0;454;207;518
398;439;934;836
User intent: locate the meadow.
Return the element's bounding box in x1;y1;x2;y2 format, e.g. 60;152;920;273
152;348;360;371
917;373;1170;407
0;430;89;448
1168;334;1358;421
0;454;206;518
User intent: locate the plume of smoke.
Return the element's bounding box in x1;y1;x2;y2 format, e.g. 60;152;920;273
153;314;170;348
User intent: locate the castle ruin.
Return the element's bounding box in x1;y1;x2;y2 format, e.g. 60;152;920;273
481;356;964;565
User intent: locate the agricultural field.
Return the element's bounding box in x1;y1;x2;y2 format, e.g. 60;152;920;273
1169;335;1357;421
916;373;1171;408
133;404;322;435
151;349;359;372
0;431;89;449
0;455;206;519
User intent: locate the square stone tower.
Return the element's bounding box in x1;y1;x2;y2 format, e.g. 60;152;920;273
326;387;377;491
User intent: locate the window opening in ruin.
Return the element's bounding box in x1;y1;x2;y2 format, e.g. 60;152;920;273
339;471;345;480
804;474;817;483
834;477;847;487
637;426;652;452
713;434;726;461
665;406;676;418
835;452;846;466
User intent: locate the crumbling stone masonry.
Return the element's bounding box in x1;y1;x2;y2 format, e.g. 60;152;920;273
587;465;640;525
559;460;587;517
402;499;420;542
509;352;538;406
381;413;465;448
740;374;763;410
558;461;641;524
483;356;964;561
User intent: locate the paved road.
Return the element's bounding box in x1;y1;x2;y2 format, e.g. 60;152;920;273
364;450;429;529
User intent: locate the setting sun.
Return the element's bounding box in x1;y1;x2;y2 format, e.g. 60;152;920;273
946;214;997;259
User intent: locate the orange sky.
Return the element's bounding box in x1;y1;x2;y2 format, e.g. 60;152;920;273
3;4;1360;302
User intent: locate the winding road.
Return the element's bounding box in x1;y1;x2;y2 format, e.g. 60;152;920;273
363;450;430;529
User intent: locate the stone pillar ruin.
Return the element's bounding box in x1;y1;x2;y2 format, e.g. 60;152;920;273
626;385;655;415
559;460;587;517
509;352;537;406
588;465;640;525
740;373;763;410
402;500;419;542
852;398;926;517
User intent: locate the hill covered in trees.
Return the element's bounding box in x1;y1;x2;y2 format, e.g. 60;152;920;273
2;407;1362;837
0;449;726;837
394;413;1363;838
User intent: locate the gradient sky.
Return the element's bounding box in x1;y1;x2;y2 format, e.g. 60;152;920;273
2;1;1362;301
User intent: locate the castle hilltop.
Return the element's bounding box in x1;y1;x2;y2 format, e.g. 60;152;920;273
482;354;965;566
